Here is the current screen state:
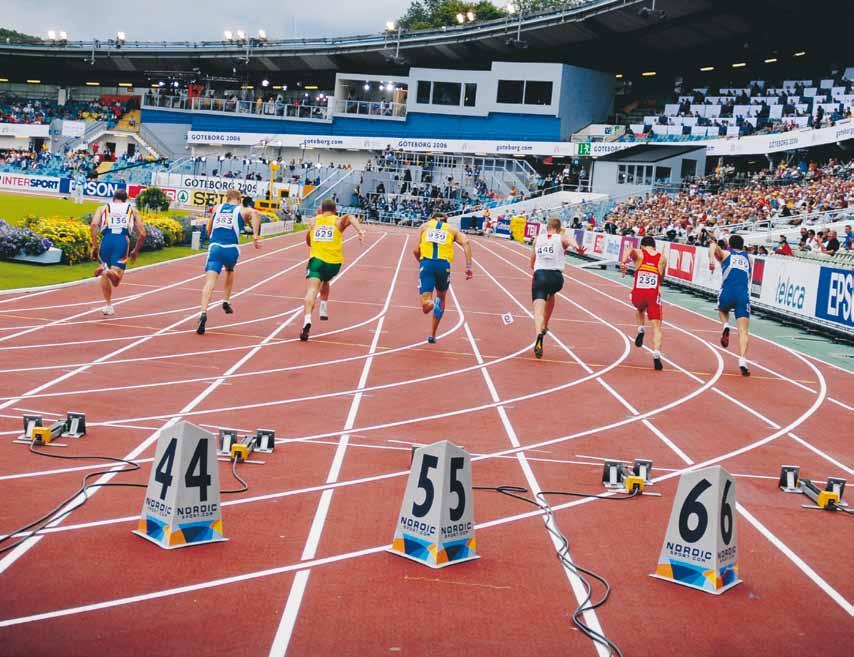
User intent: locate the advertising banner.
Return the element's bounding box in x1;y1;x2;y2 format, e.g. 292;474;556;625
127;184;178;202
815;266;854;328
0;173;61;192
667;243;696;282
524;221;540;240
494;217;511;238
0;123;51;138
759;257;820;319
60;178;127;198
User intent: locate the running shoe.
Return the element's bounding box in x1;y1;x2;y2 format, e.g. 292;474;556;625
635;330;645;348
319;301;329;321
433;297;443;320
534;332;545;359
196;312;207;335
427;336;436;344
300;322;312;342
222;301;234;314
654;356;663;371
740;365;751;377
721;326;730;348
101;305;115;316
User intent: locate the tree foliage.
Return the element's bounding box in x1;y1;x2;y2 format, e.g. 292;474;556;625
0;28;41;44
397;0;572;30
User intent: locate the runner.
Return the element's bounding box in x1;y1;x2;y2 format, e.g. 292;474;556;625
530;217;584;359
301;199;366;341
621;236;667;370
414;213;472;344
90;189;146;316
196;188;261;335
709;234;752;376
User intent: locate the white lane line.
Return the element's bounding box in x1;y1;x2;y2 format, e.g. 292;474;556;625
268;237;408;657
0;233;390;575
829;397;853;412
479;239;854;612
0;235;307;345
736;503;854;617
473;240;705;467
461;313;610;657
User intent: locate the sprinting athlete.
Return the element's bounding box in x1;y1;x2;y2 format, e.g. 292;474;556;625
197;188;261;335
530;217;584;358
621;236;666;370
413;213;472;344
90;189;145;316
709;234;752;376
301;199;366;341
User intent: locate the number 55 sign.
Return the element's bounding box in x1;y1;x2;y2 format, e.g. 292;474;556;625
134;421;226;550
653;465;740;594
389;440;478;569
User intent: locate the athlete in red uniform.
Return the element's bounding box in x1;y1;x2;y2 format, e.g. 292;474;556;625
620;236;667;370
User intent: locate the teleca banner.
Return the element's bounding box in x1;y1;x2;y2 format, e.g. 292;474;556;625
134;421;225;549
653;465;740;594
389;440;477;569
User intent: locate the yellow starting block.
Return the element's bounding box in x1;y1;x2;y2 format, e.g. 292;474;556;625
816;490;840;509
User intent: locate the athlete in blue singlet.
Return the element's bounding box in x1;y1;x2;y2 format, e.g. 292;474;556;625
709;234;752;376
197;188;261;335
90;189;145;316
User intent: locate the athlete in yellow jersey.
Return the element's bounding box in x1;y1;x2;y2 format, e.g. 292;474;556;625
300;198;366;341
412;213;472;343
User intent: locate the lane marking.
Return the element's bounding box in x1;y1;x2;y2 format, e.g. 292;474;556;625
268;237;408;657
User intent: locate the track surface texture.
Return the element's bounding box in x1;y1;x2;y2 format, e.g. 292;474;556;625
0;227;851;657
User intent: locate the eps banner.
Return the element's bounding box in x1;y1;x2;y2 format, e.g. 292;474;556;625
0;172;61;192
59;178;127;198
815;266;854;328
389;440;478;569
134;421;225;549
653;465;740;594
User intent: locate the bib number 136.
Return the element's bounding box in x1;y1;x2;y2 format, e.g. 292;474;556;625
412;454;466;521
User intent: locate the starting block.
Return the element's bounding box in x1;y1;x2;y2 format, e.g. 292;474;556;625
18;415;43;442
778;465;801;493
217;429;239;456
254;429;275;453
230;435;256;462
602;460;629;489
62;412;86;439
603;459;652;493
825;478;847;506
800;479;840;511
32;419;67;445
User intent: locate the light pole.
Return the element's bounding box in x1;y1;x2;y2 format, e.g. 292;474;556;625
385;21;402;59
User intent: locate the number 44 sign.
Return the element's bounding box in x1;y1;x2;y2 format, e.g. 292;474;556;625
134;421;226;549
389;440;478;568
653;465;740;594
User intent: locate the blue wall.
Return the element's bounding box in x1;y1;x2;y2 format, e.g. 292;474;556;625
559;66;615;139
142;108;562;141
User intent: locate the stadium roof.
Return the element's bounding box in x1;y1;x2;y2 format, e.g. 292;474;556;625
0;0;845;87
597;144;705;162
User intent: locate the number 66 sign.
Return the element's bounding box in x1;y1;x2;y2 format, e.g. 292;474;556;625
652;465;740;594
389;440;478;568
134;421;226;550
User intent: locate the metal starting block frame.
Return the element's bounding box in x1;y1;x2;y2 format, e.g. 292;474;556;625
779;465;801;493
602;459;653;493
254;429;275;454
62;412;87;439
799;479;843;511
17;415;43;442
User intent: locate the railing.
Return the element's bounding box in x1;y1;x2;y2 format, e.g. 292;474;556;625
333;99;406;120
139;124;183;159
143;94;333;123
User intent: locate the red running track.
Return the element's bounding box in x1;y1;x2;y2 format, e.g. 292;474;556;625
0;226;851;657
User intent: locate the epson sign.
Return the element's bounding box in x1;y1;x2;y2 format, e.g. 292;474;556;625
816;268;854;327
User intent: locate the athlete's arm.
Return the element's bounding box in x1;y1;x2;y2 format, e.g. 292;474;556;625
412;228;424;264
340;214;366;244
530;247;536;271
305;217;315;247
129;208;145;263
708;242;728;270
562;229;585;255
620;247;639;276
452;227;473;279
205;206;215;242
90;206;105;259
244;208;262;249
658;251;667;275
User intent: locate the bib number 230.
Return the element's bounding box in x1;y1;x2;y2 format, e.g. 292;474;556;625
411;454;466;521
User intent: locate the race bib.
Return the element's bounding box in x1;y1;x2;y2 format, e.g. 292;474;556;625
730;255;750;272
108;215;128;234
637;272;659;289
537;243;556;257
212;215;234;229
425;229;448;245
314;225;335;242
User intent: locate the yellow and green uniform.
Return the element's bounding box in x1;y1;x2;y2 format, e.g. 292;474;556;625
307;214;343;281
418;218;454;294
